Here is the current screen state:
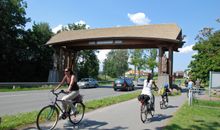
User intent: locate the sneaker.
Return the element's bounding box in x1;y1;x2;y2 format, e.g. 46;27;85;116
58;112;63;120
59;112;68;120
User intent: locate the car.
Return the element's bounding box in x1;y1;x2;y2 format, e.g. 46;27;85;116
137;78;146;86
170;83;182;92
113;77;135;91
77;78;99;88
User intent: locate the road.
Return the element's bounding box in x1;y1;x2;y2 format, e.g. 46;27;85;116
22;91;187;130
0;86;141;116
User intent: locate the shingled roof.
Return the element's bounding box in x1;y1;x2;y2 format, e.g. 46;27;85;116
46;23;183;50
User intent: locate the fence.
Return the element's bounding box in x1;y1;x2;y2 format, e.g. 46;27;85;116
0;81;113;89
188;88;206;106
0;82;60;89
188;87;220;106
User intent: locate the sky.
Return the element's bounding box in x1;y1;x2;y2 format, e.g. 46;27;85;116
25;0;220;72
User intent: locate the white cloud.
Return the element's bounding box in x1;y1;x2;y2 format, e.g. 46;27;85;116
52;24;63;33
178;44;194;53
128;12;151;25
96;49;111;72
75;20;90;29
96;50;111;63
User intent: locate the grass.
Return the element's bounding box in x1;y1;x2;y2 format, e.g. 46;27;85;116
0;90;141;130
164;99;220;130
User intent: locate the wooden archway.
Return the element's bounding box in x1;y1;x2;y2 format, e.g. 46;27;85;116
47;24;184;87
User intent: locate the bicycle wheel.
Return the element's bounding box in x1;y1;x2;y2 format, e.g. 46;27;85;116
164;97;168;108
36;105;59;130
160;100;164;109
69;102;85;124
149;103;154;117
140;104;147;123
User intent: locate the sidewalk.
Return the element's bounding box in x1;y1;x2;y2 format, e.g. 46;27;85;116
22;93;187;130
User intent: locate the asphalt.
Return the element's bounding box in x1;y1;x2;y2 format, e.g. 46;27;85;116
21;91;187;130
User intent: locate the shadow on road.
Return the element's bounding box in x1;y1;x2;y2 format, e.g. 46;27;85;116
150;114;173;122
167;105;178;109
61;119;128;130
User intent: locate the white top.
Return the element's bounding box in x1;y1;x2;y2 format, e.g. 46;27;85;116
141;79;153;97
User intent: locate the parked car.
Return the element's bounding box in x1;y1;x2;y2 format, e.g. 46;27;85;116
77;78;99;88
137;78;145;86
113;77;135;91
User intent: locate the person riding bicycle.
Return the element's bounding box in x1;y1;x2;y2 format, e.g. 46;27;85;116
160;83;171;103
139;73;158;110
52;67;79;117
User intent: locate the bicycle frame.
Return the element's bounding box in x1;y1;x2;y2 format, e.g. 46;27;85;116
50;91;67;115
50;90;82;115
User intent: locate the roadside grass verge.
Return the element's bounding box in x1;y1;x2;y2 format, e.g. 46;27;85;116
164;99;220;130
0;91;141;130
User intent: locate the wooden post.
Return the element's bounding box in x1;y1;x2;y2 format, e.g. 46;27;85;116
158;47;165;76
58;48;64;81
68;51;73;68
71;51;78;71
64;50;68;69
168;47;173;87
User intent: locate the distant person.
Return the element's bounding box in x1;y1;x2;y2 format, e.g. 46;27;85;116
187;79;194;97
52;67;79;117
195;78;201;89
139;73;158;110
184;78;188;88
188;79;194;90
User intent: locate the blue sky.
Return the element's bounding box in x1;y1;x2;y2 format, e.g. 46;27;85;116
25;0;220;72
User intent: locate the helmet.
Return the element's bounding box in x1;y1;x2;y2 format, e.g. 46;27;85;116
164;83;169;88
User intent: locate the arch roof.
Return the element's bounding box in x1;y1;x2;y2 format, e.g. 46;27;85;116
46;23;184;51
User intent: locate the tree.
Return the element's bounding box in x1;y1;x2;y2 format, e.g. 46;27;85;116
0;0;30;81
20;22;54;81
58;22;99;79
77;50;99;79
146;49;158;77
129;49;146;78
189;22;220;84
103;49;129;78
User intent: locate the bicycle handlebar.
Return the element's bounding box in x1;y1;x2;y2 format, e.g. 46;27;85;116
51;89;65;97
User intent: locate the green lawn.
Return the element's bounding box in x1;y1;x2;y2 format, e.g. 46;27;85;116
164;100;220;130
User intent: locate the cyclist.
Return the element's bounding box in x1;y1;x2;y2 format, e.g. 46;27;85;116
52;67;79;117
161;83;171;103
140;73;158;110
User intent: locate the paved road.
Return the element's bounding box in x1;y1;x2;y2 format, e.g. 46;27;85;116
0;86;141;116
23;92;187;130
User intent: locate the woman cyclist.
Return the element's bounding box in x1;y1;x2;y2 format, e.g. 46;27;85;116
52;67;79;117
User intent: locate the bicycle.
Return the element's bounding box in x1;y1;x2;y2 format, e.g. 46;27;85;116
160;92;168;109
139;95;155;123
36;90;85;130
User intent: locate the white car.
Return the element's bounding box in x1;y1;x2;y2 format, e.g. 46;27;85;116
77;78;99;88
137;78;145;86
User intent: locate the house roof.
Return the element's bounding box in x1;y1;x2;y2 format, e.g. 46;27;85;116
46;23;184;51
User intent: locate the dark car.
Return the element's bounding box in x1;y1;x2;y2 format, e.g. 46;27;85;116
77;78;99;88
113;77;135;91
